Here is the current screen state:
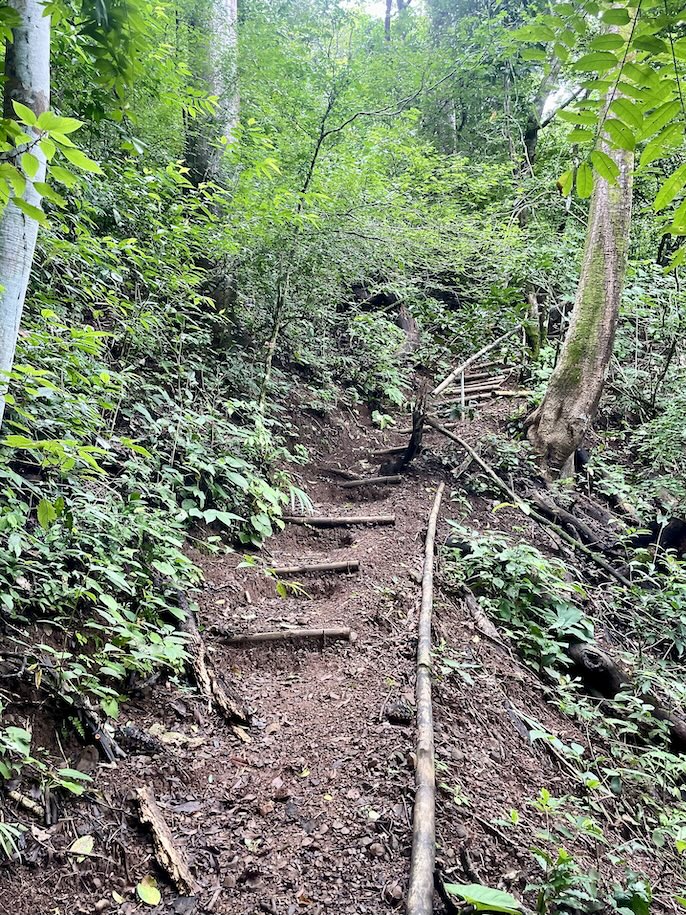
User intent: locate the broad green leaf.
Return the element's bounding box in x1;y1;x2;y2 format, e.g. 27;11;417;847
574;51;619;72
21;152;40;179
137;876;161;907
568;127;593;143
515;24;555;41
623;62;660;90
0;162;26;196
36;111;82;133
33;182;66;206
601;7;630;24
12;101;36;126
654;162;686;211
640;122;683;167
522;47;547;61
48;164;79;187
576;162;594;198
61;147;103;174
13;197;47;225
633;35;667;54
641;100;681;140
603;118;635;150
610;99;643;131
557;109;598;126
444;883;521;913
39;137;56;160
591;149;620;181
37;498;57;530
558;169;574;196
589;34;625;50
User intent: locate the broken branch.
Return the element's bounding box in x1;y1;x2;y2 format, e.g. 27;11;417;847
223;627;356;645
136;786;197;895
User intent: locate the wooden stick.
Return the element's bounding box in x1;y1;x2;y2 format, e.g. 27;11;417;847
339;474;402;488
438;377;506;396
432;327;519;396
283;515;395;528
407;483;445;915
371;445;408;458
272;560;360;575
321;466;362;481
136;786;197;895
224;627;355;645
7;789;44;819
425;417;632;588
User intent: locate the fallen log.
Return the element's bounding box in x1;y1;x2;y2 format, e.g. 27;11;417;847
283;514;395;527
425;417;632;588
136;786;197;895
567;643;686;752
223;627;355;645
432;327;519;396
322;466;362;481
371;445;407;458
180;607;249;723
339;474;402;488
272;560;360;575
526;490;612;552
407;482;445;915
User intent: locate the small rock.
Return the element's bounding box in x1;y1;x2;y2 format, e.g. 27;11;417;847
94;901;109;914
383;883;403;906
368;842;384;858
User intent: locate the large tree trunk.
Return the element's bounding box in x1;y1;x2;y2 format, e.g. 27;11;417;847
527;141;634;476
0;0;50;428
186;0;238;184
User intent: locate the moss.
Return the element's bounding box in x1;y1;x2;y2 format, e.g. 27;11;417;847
553;236;607;391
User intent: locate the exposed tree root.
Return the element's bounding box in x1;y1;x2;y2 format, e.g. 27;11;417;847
425;417;632;588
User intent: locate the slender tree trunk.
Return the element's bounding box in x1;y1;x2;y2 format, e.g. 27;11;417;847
527;140;634;476
384;0;392;41
186;0;239;184
0;0;50;428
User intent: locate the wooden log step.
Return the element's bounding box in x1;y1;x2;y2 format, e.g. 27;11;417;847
339;474;402;488
272;560;360;575
284;515;395;527
223;627;356;645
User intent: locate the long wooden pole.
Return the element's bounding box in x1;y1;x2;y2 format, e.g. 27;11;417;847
283;515;395;527
407;482;445;915
432;327;518;397
224;627;355;645
271;560;360;575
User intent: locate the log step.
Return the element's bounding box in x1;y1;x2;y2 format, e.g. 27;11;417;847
271;560;360;575
284;515;395;527
339;474;402;488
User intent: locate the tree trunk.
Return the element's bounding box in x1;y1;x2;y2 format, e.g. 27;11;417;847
527;140;634;477
0;0;50;428
186;0;239;184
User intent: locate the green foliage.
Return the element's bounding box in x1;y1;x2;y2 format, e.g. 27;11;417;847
442;525;592;672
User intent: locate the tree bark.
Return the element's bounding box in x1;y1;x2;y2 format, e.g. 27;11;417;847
186;0;238;184
527;138;634;477
0;0;50;428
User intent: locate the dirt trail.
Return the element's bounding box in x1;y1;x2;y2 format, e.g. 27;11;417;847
4;396;664;914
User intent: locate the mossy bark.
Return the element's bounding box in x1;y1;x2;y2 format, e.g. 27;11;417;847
527;142;633;476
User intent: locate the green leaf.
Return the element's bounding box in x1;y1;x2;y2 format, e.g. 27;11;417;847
589;34;625;50
568;127;593;143
21;151;40;179
558;169;574;196
601;7;630;24
61;147;103;173
557;109;598;126
654;162;686;211
641;100;681;140
514;24;556;41
36;111;82;133
640;122;682;168
13;197;47;225
576;162;594;198
633;35;667;54
574;51;619;72
12;100;36;126
521;48;547;61
137;876;162;907
37;498;57;530
604;118;636;150
48;164;79;188
444;883;521;913
591;149;620;181
0;162;26;196
610;99;643;131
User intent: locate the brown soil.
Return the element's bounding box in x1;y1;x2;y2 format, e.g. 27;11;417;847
0;395;680;914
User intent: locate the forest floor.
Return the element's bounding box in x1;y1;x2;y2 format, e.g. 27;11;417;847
1;389;680;914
